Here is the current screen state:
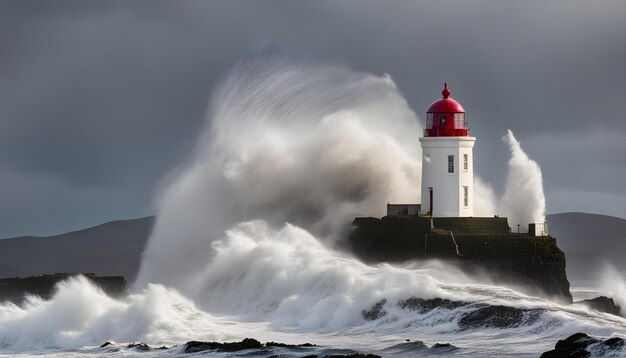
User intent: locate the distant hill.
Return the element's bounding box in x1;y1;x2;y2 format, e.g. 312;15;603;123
549;212;626;252
547;212;626;284
0;213;622;286
0;217;154;281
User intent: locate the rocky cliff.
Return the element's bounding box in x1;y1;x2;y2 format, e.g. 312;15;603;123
346;216;572;303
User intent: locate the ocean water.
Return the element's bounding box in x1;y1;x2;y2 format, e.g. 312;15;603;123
2;47;624;357
1;254;625;357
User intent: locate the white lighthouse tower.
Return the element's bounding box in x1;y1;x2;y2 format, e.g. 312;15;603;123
420;84;475;217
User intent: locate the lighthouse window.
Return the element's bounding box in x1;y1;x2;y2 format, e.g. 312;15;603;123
448;155;454;174
440;115;446;126
426;113;433;128
463;154;468;171
454;113;464;128
463;186;469;207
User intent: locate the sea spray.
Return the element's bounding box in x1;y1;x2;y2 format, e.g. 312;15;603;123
473;176;497;216
498;130;546;230
0;276;228;348
189;220;478;329
472;130;546;224
598;264;626;317
136;47;550;295
135;47;423;293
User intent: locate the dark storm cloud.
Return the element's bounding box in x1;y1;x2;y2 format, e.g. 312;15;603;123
1;0;624;237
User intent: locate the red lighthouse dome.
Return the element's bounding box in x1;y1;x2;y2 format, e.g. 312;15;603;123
424;83;468;137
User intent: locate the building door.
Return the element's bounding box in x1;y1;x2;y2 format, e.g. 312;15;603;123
428;187;433;215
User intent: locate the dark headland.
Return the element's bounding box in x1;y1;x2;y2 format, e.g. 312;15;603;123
346;215;572;302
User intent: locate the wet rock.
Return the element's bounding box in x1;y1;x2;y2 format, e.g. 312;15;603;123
383;340;428;352
432;342;458;350
399;297;465;312
127;342;152;351
541;333;596;357
432;343;451;348
575;296;622;316
555;333;597;352
603;337;625;349
384;339;459;354
458;305;540;329
363;297;469;321
265;341;317;348
540;333;625;357
100;341;169;351
361;299;387;320
323;354;381;358
184;338;262;353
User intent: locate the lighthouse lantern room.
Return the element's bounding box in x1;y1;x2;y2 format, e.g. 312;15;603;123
420;83;476;217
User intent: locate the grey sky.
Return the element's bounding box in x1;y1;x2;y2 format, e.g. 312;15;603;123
1;0;624;238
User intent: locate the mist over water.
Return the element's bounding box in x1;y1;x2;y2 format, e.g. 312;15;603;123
0;277;224;349
180;220;482;329
1;47;621;356
499;130;546;229
473;176;498;217
599;264;626;313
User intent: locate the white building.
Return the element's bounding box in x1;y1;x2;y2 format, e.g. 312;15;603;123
420;83;475;217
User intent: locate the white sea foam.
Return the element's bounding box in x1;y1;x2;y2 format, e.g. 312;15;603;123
1;251;624;355
0;276;230;349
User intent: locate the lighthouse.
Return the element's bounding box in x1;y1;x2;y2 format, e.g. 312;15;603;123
420;83;475;217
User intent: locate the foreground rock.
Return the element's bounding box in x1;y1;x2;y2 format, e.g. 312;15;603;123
458;305;541;329
266;341;317;348
184;338;263;353
363;297;466;321
100;341;169;350
380;339;459;354
322;354;381;358
575;296;622;316
541;333;625;357
363;298;542;330
183;339;377;357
